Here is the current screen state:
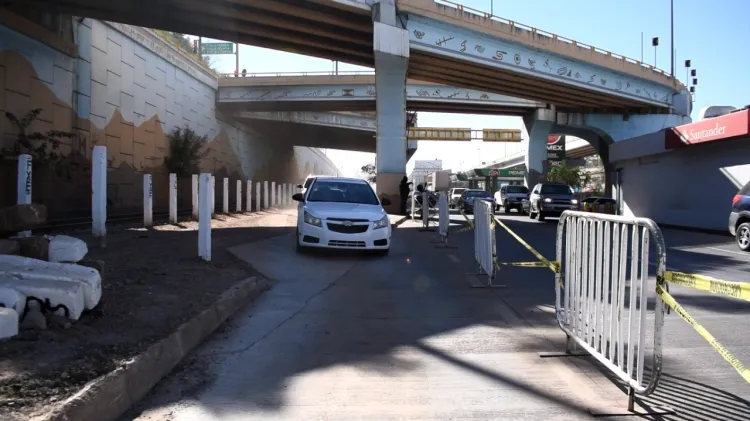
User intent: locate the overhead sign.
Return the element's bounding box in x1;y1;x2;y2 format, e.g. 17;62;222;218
546;134;566;171
482;129;522;142
407;128;471;141
665;109;750;149
201;42;234;55
473;168;526;178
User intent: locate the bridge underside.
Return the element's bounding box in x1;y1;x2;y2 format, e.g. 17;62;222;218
13;0;677;114
217;100;532;116
243;118;376;153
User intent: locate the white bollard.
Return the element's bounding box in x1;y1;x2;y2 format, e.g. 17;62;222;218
271;182;276;207
16;154;32;237
211;176;216;216
278;184;282;207
283;183;287;206
223;178;229;213
251;180;257;212
191;174;198;219
256;182;261;212
169;173;177;224
263;181;268;209
236;180;242;212
198;173;212;261
143;174;153;227
91;147;107;242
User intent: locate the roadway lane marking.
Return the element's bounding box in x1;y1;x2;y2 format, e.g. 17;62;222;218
704;246;750;257
448;254;460;263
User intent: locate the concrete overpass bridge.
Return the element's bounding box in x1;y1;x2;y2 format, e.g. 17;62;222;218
218;72;543;115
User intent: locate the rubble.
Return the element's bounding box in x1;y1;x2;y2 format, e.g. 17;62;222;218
18;236;50;261
49;235;89;263
0;204;47;235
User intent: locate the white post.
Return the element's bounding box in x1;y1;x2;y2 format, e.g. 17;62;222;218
236;180;242;212
283;183;287;206
191;174;199;219
256;181;261;212
278;184;282;207
263;181;268;209
16;154;32;237
248;180;253;212
143;174;153;227
211;175;216;216
169;173;177;223
198;173;212;261
271;182;276;207
91;146;107;242
223;178;229;213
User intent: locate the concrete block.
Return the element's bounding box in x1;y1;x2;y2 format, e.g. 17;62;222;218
0;255;101;311
21;306;46;330
49;235;89;263
0;307;19;339
0;286;26;313
0;277;85;320
0;239;20;255
0;204;47;234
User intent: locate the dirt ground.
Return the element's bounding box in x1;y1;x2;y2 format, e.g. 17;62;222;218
0;209;297;421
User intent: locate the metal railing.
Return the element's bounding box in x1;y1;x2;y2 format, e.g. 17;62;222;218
554;211;666;409
438;193;450;239
471;200;498;287
433;0;673;78
219;70;375;78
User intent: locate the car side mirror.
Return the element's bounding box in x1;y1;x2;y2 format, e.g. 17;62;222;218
292;193;304;202
381;198;392;206
296;184;303;189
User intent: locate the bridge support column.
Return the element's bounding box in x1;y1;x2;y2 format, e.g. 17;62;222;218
523;109;555;188
373;0;409;214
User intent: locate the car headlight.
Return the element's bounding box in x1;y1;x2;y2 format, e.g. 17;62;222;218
571;199;578;205
372;215;389;230
303;210;322;227
543;198;552;203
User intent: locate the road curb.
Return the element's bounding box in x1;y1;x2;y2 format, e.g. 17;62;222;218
391;215;409;227
38;276;271;421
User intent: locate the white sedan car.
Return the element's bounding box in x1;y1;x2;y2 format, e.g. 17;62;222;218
293;177;392;255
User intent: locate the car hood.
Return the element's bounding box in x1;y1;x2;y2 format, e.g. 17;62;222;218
304;202;386;221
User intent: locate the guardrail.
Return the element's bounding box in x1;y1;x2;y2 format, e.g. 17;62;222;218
554;211;666;410
433;0;673;78
219;70;375;78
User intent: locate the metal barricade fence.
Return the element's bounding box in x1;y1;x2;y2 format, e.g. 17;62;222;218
554;210;666;407
422;191;429;228
472;199;498;287
438;193;449;238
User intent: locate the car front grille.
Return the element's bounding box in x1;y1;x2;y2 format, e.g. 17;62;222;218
327;223;369;234
328;217;368;223
328;240;366;248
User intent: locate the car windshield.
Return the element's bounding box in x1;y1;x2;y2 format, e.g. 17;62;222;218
453;188;467;195
307;181;380;205
465;190;491;198
540;184;573;195
303;177;315;188
507;186;528;194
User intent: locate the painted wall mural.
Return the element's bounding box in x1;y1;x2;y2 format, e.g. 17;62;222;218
0;18;338;219
219;83;540;107
406;14;675;106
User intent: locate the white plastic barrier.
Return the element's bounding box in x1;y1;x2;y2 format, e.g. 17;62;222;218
92;146;107;239
192;174;199;219
438;192;450;238
236;180;242;212
0;307;18;339
169;173;177;223
0;255;101;309
198;173;212;261
555;210;666;402
0;286;26;313
223;177;229;213
472;200;496;286
246;180;252;212
49;235;88;263
17;154;32;237
143;174;153;227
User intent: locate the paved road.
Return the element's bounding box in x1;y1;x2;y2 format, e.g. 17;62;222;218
124;211;750;421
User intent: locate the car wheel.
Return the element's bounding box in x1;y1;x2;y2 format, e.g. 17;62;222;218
538;211;546;222
737;222;750;252
504;202;511;214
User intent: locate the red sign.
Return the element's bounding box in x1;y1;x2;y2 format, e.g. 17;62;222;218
665;109;750;149
547;135;562;144
489;169;498;177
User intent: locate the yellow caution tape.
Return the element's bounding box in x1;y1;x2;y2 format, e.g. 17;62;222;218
492;216;559;273
664;271;750;302
657;284;750;384
496;261;560;269
456;211;475;233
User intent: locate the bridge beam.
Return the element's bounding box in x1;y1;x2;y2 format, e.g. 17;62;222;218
374;1;409;213
523;108;555;188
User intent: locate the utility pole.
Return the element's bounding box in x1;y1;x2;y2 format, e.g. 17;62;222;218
670;0;675;76
235;43;239;74
640;32;643;62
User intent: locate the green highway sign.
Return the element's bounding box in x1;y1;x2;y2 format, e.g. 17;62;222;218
201;42;234;55
473;168;526;178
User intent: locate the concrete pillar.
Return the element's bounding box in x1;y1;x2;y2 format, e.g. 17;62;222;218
523;109;555;188
373;0;409;214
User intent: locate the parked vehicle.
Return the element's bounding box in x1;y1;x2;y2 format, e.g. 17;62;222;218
493;185;529;214
449;187;467;208
293;177;391;255
524;183;578;222
457;189;493;214
729;180;750;252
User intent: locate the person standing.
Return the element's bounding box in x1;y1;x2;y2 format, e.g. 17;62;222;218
399;176;413;215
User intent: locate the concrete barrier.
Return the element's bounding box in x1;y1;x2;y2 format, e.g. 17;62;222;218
0;255;101;310
0;277;85;320
49;235;88;263
0;286;26;313
0;307;18;339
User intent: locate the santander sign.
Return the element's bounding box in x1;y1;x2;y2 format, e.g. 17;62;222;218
667;108;750;148
686;123;727;142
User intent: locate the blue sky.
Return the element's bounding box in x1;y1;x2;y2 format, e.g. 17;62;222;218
193;0;750;176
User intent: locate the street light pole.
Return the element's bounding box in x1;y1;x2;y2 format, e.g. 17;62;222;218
670;0;674;77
